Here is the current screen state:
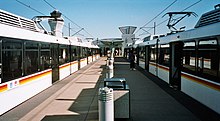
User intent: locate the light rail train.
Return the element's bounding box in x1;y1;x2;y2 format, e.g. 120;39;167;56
136;5;220;114
0;9;100;115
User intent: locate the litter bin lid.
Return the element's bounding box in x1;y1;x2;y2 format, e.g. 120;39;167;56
104;78;126;82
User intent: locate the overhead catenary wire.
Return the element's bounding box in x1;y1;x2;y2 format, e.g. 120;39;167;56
43;0;82;29
141;0;177;28
43;0;94;38
136;0;178;34
16;0;93;37
181;0;202;12
15;0;46;16
139;0;202;36
83;29;94;38
43;0;56;9
15;0;77;34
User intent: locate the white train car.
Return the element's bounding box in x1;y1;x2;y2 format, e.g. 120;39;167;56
137;5;220;114
0;9;99;115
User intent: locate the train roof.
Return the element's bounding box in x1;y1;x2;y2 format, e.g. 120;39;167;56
138;5;220;46
0;9;39;32
0;9;98;48
195;4;220;28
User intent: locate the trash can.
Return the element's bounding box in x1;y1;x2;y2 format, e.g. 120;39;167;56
104;78;130;119
98;87;114;121
106;69;114;78
104;78;126;89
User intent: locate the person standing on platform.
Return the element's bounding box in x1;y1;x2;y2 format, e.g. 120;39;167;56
129;49;135;70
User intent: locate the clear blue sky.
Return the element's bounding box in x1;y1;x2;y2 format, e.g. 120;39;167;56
0;0;219;39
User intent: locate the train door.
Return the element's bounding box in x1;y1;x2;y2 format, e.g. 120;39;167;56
169;42;183;90
123;48;127;58
145;46;150;71
69;45;72;73
0;40;2;83
86;47;89;64
51;43;59;83
77;46;81;70
136;47;139;66
149;40;159;76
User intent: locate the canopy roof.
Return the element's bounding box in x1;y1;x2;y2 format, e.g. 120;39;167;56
100;38;123;47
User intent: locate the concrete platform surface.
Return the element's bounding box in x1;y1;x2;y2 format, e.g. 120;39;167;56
1;58;106;121
1;57;219;121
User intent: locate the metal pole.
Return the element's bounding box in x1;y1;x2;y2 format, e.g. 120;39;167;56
154;22;156;35
68;23;71;36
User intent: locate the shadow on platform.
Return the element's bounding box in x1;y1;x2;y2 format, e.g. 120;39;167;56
41;65;106;121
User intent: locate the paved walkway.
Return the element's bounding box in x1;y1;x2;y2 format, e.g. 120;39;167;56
113;58;199;121
1;57;106;121
1;57;219;121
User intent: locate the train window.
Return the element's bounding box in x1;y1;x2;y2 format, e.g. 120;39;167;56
182;41;196;74
78;46;82;59
40;43;51;70
71;46;77;61
94;48;98;55
94;49;96;55
24;41;39;75
59;45;70;65
138;46;146;69
150;45;157;63
41;42;50;49
2;39;22;82
158;44;170;67
25;41;38;49
139;46;145;63
88;48;92;56
97;49;100;54
2;39;22;50
198;39;219;82
92;49;95;55
82;47;87;58
79;47;85;59
97;49;99;55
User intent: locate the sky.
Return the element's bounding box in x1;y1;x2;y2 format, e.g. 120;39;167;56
0;0;219;40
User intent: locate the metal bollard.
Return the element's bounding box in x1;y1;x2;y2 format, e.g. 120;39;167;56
106;69;114;78
106;59;109;67
108;59;114;70
98;87;114;121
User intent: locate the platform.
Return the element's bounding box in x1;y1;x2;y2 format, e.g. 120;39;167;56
1;57;220;121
